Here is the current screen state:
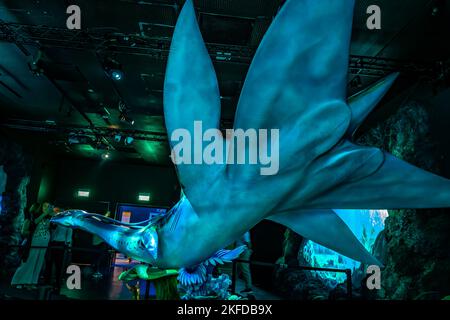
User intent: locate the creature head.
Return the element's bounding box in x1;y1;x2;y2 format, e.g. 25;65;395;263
50;210;85;228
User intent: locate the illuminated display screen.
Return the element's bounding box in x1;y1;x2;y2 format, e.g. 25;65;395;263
116;205;167;224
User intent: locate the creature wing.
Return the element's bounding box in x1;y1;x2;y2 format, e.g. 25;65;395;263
178;246;246;287
164;0;450;266
51;0;450;271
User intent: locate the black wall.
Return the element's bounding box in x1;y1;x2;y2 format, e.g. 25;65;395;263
42;158;180;212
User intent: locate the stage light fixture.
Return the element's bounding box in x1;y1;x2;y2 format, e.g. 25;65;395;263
102;57;124;81
119;112;135;125
114;135;122;143
110;70;124;81
102;151;111;160
118;100;135;125
124;137;134;145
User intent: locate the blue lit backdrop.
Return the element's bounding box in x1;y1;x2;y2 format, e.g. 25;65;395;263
302;209;388;286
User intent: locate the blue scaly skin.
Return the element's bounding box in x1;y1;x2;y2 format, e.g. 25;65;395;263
52;0;450;271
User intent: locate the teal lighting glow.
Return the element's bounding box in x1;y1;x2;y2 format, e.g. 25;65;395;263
111;70;123;81
102;151;111;160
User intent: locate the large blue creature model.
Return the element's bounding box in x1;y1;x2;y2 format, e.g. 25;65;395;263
52;0;450;279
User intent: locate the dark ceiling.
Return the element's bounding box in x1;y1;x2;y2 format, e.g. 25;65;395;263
0;0;449;166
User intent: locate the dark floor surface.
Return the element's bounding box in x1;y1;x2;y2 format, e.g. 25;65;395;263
1;264;282;300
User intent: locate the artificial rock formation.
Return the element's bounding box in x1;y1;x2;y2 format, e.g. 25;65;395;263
358;102;450;300
274;229;331;300
274;101;450;300
0;136;30;279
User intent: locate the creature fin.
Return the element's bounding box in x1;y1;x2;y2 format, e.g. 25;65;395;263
178;246;246;286
178;264;207;287
228;0;356;178
303;152;450;209
267;210;381;266
164;0;223;194
204;246;247;267
347;73;400;137
272;140;384;205
308;140;385;185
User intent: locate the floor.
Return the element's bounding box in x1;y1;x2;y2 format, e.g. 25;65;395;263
1;268;282;300
234;279;282;300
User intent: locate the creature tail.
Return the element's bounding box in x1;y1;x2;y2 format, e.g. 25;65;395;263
267;210;381;266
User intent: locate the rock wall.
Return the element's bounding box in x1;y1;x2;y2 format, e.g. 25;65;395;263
273;101;450;300
357;102;450;300
0;136;31;279
273;229;331;300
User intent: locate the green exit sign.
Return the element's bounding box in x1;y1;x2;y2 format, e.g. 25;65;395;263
138;193;151;202
77;190;90;198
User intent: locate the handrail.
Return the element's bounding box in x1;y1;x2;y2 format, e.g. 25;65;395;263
2;244;115;254
2;244;353;299
231;259;353;299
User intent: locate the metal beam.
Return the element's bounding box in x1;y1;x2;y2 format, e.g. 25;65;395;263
0;119;168;143
0;22;440;76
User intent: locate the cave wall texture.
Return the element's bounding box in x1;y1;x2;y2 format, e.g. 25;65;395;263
274;101;450;300
358;102;450;300
0;136;31;279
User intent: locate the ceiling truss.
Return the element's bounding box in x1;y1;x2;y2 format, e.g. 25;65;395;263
0;21;443;78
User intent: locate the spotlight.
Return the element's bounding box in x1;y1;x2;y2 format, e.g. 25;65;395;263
431;0;445;17
102;151;111;160
28;50;45;76
114;135;122;143
124;137;134;145
110;70;124;81
100;106;111;120
119;113;135;125
118;100;135;125
102;57;124;81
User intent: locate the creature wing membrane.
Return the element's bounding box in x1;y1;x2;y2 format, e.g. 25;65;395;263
164;0;450;265
178;246;246;286
52;0;450;271
165;0;355;199
164;0;224;200
267;209;381;266
346;73;400;137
